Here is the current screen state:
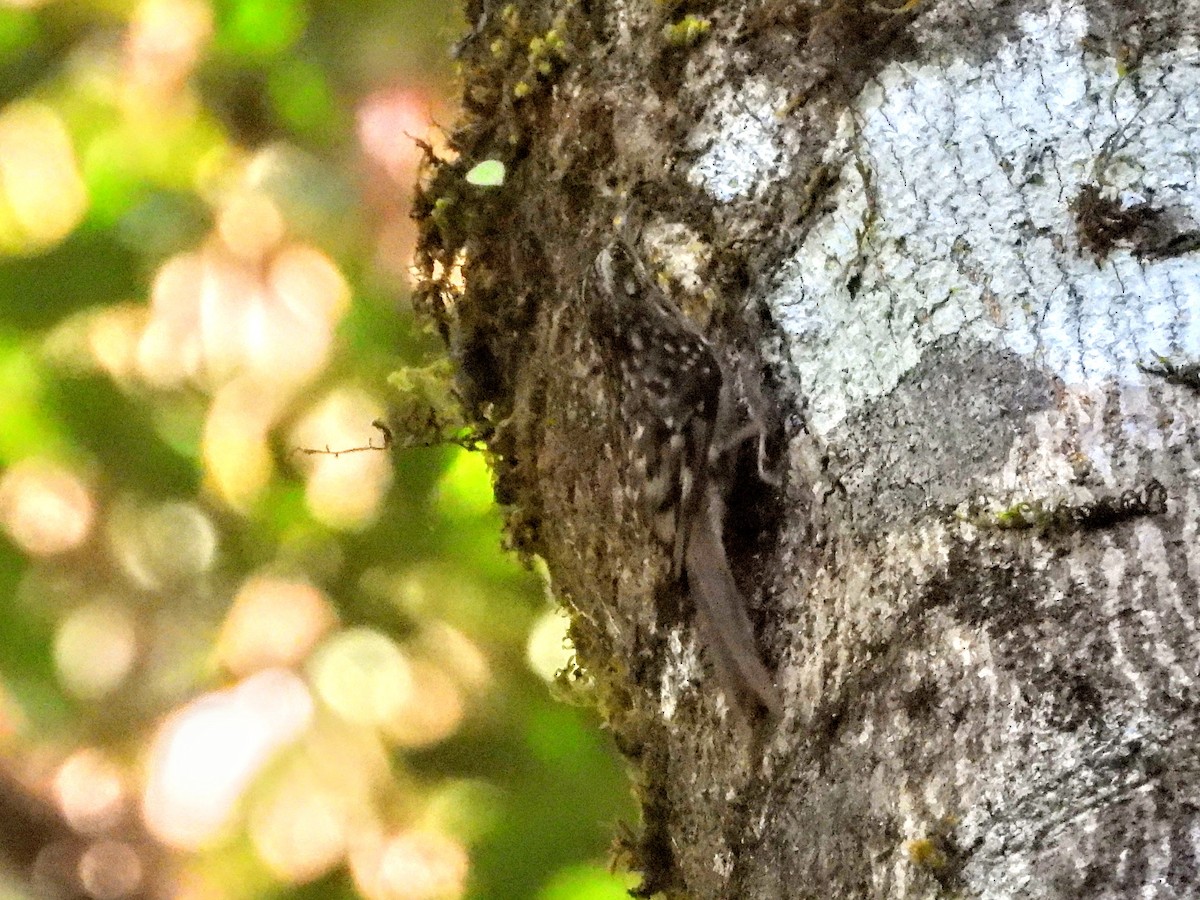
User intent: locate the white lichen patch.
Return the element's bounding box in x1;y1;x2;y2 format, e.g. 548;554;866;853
712;849;734;878
659;625;702;720
687;79;791;201
765;0;1200;436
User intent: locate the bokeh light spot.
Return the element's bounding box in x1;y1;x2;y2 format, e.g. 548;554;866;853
248;767;349;883
0;460;94;556
219;574;336;675
526;608;574;683
419;624;489;690
217;192;285;262
139;236;347;393
142;668;313;848
350;828;468;900
53;748;127;833
77;839;143;900
125;0;213;98
309;629;412;728
356;89;430;185
290;388;391;528
202;377;284;508
54;602;138;700
384;659;463;749
109;499;217;589
422;780;503;846
0;102;87;253
137;250;206;388
88;304;150;383
269;243;351;327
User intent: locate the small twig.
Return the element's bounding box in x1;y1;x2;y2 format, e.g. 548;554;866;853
290;421;393;459
292;442;389;458
291;419;488;460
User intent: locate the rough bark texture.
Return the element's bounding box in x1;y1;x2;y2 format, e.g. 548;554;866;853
414;0;1200;896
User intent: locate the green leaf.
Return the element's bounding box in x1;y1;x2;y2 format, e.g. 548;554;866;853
465;159;506;187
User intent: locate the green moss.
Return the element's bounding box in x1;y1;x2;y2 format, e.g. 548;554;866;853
430;195;456;243
991;501;1041;529
958;480;1167;533
384;359;481;450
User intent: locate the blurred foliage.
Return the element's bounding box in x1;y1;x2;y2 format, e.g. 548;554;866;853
0;1;635;899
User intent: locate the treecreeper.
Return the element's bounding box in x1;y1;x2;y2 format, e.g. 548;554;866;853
585;243;783;718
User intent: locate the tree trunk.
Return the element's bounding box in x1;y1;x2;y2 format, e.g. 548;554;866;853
415;0;1200;896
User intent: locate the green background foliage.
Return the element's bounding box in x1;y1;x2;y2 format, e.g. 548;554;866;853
0;1;633;897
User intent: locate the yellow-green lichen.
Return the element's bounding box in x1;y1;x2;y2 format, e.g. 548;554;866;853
663;14;711;47
904;837;948;870
495;22;569;101
528;29;566;64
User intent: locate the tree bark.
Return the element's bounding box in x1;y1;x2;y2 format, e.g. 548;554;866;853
415;0;1200;896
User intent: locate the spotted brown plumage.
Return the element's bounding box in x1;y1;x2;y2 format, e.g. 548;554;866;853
587;244;781;717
